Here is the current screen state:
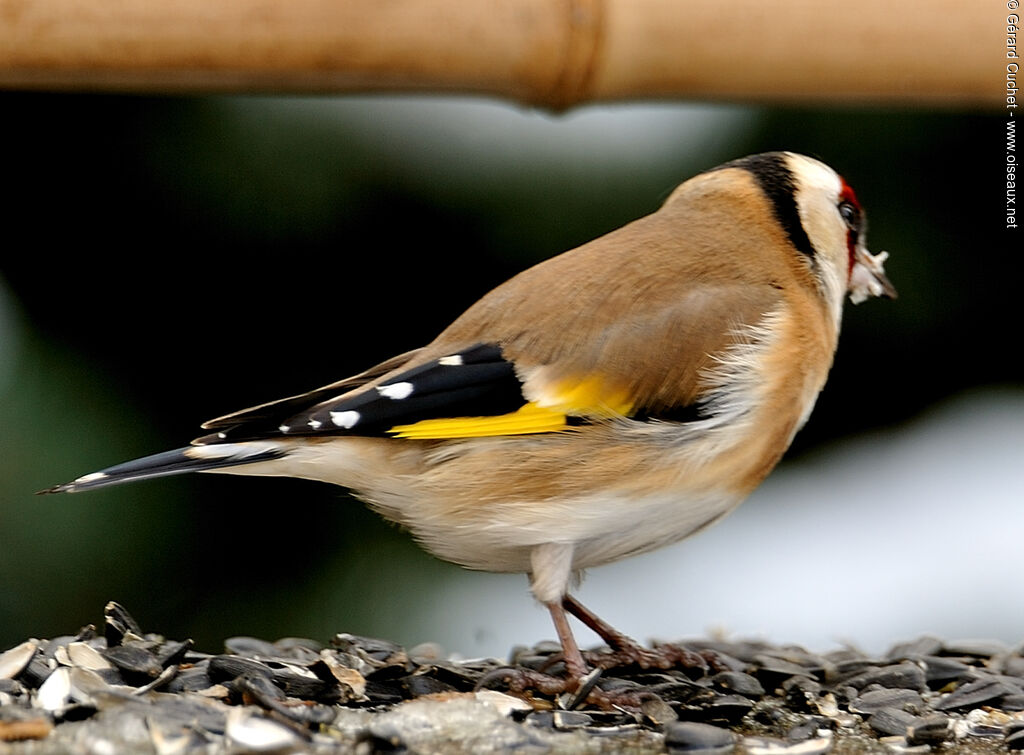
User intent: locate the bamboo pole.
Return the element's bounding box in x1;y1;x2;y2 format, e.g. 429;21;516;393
0;0;1001;108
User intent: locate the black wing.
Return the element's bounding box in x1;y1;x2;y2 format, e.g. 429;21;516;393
194;344;530;443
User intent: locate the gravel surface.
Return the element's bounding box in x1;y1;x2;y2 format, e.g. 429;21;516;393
1;602;1022;753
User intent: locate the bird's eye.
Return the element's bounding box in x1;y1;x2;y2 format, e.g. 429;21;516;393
838;201;861;231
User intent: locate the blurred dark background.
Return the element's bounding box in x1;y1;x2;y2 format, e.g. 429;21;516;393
0;93;1018;653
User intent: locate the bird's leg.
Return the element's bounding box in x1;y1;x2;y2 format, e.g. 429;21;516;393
477;593;688;710
478;598;654;711
476;545;585;697
562;594;712;673
546;598;589;680
479;545;689;708
561;594;642;654
474;599;585;699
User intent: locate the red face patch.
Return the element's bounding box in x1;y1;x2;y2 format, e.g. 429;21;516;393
838;177;863;277
839;177;860;209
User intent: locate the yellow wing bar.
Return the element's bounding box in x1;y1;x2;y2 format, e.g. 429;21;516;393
541;376;634;418
388;402;567;439
387;376;634;440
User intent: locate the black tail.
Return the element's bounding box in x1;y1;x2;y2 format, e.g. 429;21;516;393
39;442;287;494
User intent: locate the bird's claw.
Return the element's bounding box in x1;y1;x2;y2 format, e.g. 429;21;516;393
583;642;715;675
476;666;570;698
475;664;651;711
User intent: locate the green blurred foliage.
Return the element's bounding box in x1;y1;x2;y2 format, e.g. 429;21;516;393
0;93;1017;652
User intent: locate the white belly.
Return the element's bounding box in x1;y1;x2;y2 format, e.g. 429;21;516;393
396;486;744;576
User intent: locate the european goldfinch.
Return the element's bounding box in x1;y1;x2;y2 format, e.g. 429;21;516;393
45;151;895;692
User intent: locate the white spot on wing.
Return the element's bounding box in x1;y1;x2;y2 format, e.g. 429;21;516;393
378;382;414;400
330;410;360;429
217;432;227;439
439;355;464;366
278;424;290;434
308;419;323;429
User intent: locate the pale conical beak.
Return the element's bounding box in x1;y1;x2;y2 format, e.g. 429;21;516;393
849;248;897;304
